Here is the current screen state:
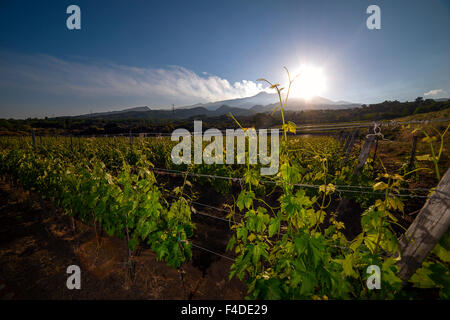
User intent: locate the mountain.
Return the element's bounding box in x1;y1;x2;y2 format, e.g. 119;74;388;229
73;106;150;118
184;92;359;111
335;100;355;105
64;93;360;120
181;92;278;111
125;106;152;112
206;105;251;116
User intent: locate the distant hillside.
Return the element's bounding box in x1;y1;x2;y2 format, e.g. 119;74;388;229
184;92;359;111
1;97;448;136
65;93;360;120
396;107;450;121
74;106;151;119
255;100;360;113
185;92;278;110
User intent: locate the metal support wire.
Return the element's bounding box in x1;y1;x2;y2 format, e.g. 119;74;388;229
151;167;441;199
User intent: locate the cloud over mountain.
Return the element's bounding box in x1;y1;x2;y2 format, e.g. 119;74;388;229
0;52;265;110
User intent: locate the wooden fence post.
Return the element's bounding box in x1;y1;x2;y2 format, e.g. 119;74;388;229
353;135;376;176
343;133;351;152
344;129;359;163
397;168;450;281
338;131;344;144
371;137;380;178
408;135;418;172
372;136;379;163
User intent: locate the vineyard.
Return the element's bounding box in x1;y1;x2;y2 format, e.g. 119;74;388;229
0;110;449;299
1;0;450;308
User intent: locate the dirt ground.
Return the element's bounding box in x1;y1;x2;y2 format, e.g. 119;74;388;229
0;180;246;300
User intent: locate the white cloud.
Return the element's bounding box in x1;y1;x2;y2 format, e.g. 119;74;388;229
0;52;265;108
424;89;444;96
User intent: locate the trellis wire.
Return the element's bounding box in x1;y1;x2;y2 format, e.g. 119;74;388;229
150;167;443;199
193;209;237;224
180;240;235;262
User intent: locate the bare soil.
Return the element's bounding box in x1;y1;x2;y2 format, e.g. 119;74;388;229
0;180;246;300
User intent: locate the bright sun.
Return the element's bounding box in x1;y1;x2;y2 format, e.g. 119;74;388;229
290;65;326;100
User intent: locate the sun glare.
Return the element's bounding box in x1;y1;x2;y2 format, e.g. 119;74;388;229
290;65;326;100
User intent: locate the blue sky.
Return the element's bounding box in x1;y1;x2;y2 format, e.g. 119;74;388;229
0;0;449;118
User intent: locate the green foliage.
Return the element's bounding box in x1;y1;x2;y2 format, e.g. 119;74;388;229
409;231;450;299
0;108;448;300
225;69;448;300
0;136;194;271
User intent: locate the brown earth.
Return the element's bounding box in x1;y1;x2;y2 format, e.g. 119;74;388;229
0;179;246;300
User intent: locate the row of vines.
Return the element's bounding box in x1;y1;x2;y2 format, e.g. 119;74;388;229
0;73;449;299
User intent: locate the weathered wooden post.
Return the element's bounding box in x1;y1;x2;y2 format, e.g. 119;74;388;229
338;130;344;144
370;136;380;179
343;133;351;152
397;168;450;281
408;135;418;172
344;129;359;163
372;136;379;163
353;135;376;176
